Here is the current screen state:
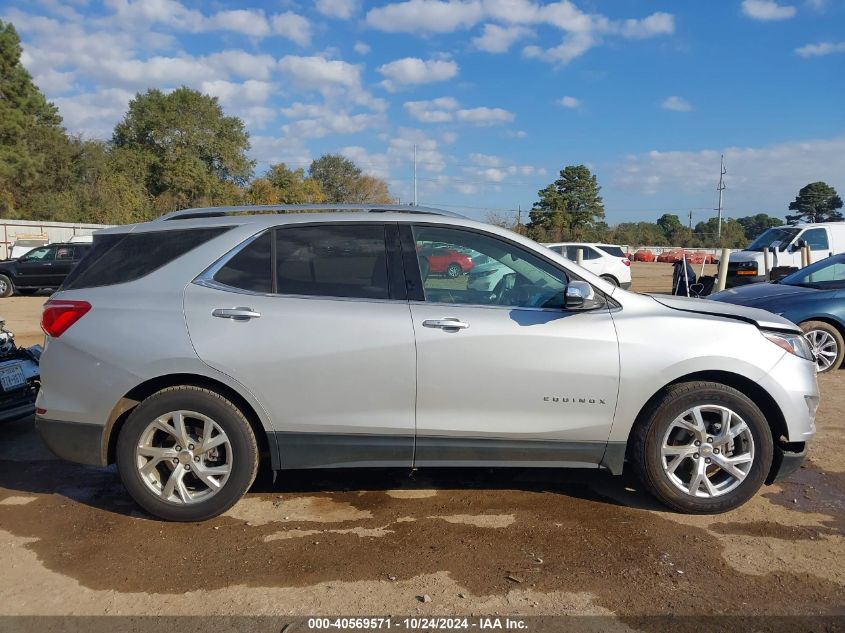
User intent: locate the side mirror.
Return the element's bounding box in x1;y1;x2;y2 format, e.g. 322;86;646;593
565;281;602;310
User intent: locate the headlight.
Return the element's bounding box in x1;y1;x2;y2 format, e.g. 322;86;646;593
762;330;815;362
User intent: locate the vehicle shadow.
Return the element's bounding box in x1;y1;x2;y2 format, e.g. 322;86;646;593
0;417;667;520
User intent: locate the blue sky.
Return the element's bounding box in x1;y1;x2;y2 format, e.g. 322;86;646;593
3;0;844;223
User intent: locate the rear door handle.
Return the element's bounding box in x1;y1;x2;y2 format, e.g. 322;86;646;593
212;307;261;321
422;318;469;330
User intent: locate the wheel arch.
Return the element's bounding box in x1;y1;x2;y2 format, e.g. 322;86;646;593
797;314;845;337
104;373;277;470
600;273;619;286
617;370;788;482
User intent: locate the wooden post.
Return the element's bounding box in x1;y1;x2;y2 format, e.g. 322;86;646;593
716;248;730;292
576;248;583;266
764;248;771;281
804;244;812;268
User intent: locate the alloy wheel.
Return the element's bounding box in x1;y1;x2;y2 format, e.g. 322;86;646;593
804;329;838;372
660;405;755;498
135;410;232;504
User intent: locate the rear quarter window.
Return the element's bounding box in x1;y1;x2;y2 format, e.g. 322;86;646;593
63;227;232;290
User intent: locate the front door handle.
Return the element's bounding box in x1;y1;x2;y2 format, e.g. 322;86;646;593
212;307;261;321
422;318;469;330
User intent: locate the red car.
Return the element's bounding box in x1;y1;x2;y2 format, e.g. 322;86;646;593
419;247;474;278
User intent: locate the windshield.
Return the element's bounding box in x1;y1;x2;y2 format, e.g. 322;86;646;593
780;256;845;289
747;227;800;251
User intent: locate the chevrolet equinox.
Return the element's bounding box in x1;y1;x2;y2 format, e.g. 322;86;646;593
35;205;818;521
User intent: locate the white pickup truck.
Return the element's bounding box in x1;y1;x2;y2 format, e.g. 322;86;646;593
727;222;845;287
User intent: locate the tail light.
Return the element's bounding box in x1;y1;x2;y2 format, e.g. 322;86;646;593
41;300;91;338
623;259;631;266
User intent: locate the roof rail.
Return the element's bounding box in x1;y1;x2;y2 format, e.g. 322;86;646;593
158;204;465;221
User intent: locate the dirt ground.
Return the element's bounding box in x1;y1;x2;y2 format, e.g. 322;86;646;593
0;265;842;627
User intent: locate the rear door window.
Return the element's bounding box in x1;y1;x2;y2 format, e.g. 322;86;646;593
275;225;389;299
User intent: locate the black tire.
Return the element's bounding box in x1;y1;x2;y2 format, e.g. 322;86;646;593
600;274;619;287
799;320;844;373
0;275;14;298
446;263;462;279
630;381;773;514
116;386;259;521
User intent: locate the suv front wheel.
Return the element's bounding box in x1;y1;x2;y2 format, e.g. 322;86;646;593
116;386;258;521
630;381;773;514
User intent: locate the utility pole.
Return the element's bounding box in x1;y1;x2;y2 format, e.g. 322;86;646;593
716;154;726;241
517;205;522;232
688;209;693;230
413;144;417;206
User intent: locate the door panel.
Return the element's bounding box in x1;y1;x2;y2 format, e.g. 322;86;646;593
14;246;55;286
183;223;416;469
411;303;619;462
404;224;620;467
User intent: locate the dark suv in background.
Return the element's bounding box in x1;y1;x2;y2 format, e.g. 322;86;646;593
0;243;91;297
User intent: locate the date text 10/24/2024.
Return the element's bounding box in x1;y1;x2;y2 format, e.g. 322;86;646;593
307;617;529;630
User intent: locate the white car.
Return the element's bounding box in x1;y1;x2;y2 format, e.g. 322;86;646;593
467;253;514;292
544;243;632;289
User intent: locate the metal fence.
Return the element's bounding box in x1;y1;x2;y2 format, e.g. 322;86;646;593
0;219;113;260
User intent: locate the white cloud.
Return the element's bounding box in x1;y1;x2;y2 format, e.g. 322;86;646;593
662;96;692;112
404;97;460;122
207;9;271;38
353;41;371;55
795;41;845;57
279;55;362;92
455;106;514;125
316;0;359;20
558;95;580;108
523;30;596;64
377;57;459;91
271;12;312;46
52;88;135;138
366;0;484;33
472;24;532;53
470;153;502;167
365;1;675;65
613;137;845;214
741;0;796;20
618;12;675;39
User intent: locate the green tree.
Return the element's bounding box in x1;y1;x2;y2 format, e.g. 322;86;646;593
656;213;684;240
309;154;362;203
526;165;605;242
265;163;325;203
349;174;394;204
113;87;253;212
0;20;70;217
693;218;747;248
608;222;669;247
786;182;843;224
736;213;783;240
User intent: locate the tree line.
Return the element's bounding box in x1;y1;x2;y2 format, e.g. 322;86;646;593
512;164;842;248
0;21;393;225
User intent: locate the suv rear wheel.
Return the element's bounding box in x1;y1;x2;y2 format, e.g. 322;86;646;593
446;263;462;278
630;381;773;514
116;386;258;521
600;274;619;287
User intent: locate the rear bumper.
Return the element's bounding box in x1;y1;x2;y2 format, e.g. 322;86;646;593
35;417;105;466
0;402;35;423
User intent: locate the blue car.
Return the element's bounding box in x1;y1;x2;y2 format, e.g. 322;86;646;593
709;254;845;373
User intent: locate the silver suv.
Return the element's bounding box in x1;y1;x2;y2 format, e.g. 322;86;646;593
35;205;818;521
